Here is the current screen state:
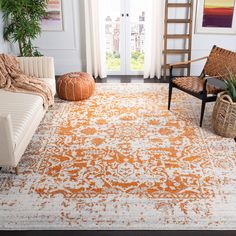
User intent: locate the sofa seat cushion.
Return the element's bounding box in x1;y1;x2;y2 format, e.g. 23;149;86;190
0;90;44;149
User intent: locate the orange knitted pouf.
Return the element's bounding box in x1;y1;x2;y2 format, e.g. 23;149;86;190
57;72;95;101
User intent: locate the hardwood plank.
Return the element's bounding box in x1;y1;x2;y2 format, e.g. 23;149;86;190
163;0;194;80
168;3;192;8
167;19;191;24
165;49;191;54
163;0;169;80
166;64;190;69
1;230;236;236
165;34;190;39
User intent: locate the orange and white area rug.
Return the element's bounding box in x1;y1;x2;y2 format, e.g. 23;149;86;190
0;84;235;230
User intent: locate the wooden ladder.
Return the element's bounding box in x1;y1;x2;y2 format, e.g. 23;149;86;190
163;0;194;80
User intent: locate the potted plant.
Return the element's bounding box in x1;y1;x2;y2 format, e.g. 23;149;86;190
212;71;236;138
0;0;48;57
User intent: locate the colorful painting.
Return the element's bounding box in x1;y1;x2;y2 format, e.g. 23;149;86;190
195;0;236;34
41;0;63;31
203;0;235;28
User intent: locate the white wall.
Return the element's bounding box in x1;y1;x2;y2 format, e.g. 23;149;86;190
34;0;85;75
0;12;4;52
0;1;85;75
0;0;85;75
168;0;236;76
0;12;10;53
1;0;236;76
192;0;236;75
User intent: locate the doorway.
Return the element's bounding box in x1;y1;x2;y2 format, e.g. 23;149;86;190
104;0;147;75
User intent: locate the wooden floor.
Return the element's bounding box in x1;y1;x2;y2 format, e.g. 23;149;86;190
55;75;169;83
94;75;169;83
1;231;236;236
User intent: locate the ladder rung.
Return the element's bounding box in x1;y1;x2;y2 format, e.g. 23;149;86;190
166;49;190;54
164;0;193;80
167;3;192;8
165;34;190;39
167;64;190;69
167;19;191;24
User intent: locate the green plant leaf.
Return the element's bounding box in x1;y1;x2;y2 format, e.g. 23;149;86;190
0;0;47;57
224;68;236;102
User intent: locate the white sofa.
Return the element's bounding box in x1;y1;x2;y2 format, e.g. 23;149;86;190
0;57;56;174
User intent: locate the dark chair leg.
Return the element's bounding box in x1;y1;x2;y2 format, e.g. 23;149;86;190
200;101;206;127
168;82;173;110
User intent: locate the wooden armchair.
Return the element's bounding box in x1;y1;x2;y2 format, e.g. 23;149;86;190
168;45;236;127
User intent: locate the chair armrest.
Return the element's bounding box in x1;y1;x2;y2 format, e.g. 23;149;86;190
0;114;15;167
17;57;55;80
169;56;208;80
169;56;208;67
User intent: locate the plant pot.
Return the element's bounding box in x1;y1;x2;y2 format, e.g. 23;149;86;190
212;92;236;138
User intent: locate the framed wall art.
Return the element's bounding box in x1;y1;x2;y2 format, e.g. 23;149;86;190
195;0;236;34
41;0;64;31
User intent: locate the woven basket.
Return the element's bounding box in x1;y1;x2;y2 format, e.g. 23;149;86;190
212;92;236;138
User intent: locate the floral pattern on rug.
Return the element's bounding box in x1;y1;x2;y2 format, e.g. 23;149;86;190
0;84;235;230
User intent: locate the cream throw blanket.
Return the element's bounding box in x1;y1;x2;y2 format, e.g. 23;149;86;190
0;54;54;109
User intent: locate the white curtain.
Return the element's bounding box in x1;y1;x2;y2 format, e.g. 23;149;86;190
144;0;163;79
84;0;107;78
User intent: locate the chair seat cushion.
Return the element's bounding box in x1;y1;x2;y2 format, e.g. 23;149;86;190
172;76;223;95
